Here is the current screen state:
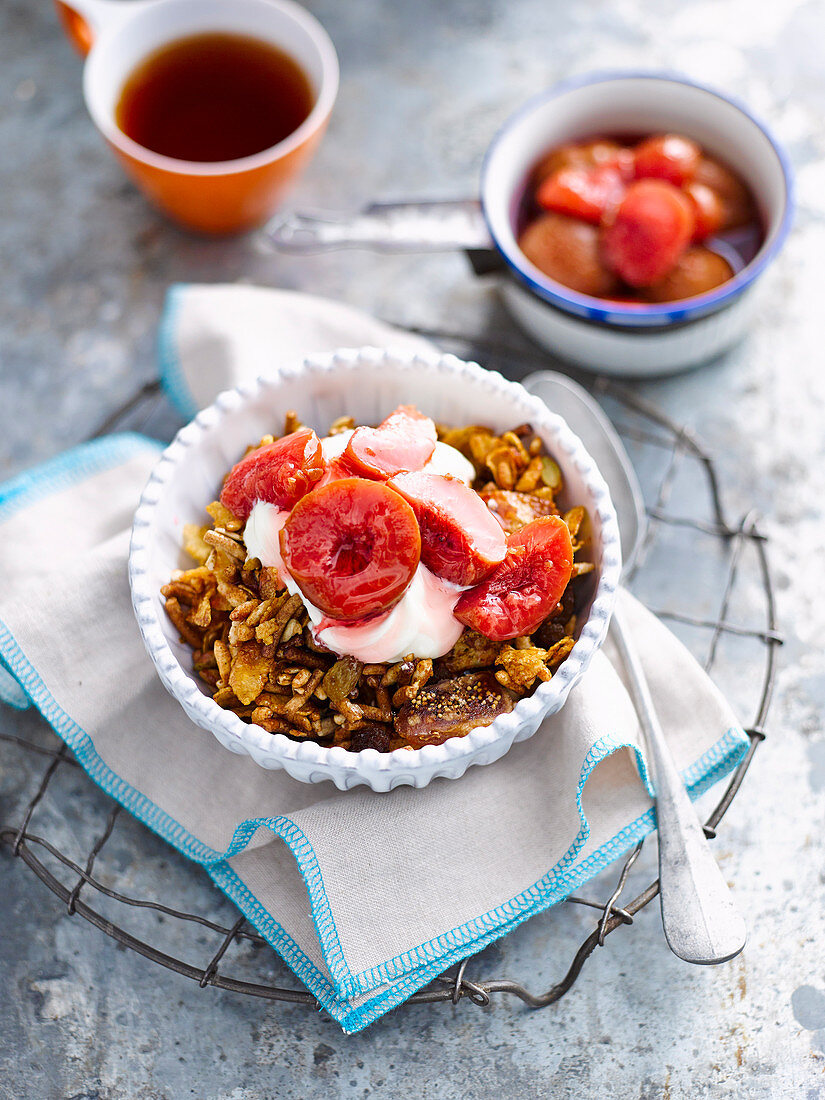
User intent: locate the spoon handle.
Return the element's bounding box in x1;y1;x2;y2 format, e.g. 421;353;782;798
263;200;493;254
611;607;747;965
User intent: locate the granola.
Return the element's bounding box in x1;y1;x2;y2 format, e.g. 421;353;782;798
163;412;593;752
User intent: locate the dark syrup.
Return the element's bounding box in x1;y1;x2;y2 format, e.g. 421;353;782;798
116;32;315;162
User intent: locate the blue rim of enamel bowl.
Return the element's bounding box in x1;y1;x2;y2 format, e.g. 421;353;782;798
480;69;795;328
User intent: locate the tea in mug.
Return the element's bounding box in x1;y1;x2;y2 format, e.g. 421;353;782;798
116;32;314;162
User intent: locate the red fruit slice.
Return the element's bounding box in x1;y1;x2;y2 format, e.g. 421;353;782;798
388;471;506;586
344;405;437;480
315;457;355;489
280;478;421;620
684;180;725;241
454;516;574;642
634;134;701;186
536;162;630;225
220;428;324;520
532;139;628;184
601;180;695;287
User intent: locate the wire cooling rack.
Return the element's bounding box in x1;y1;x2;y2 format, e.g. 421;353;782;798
0;331;780;1014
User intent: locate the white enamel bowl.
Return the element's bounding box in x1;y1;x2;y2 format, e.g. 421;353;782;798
482;71;794;374
129;348;621;790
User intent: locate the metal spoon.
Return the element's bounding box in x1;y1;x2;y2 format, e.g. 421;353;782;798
523;370;747;965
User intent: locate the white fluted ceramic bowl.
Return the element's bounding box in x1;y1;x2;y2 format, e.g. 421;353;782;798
129;348;621;790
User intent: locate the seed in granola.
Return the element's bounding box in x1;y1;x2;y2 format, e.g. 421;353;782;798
570;561;595;577
230;600;258;621
540;456;561;490
228;619;255;645
480;487;558;535
501;430;529;464
189;591;214;629
515;456;544;492
485;445;519;490
280;617;303;643
291;668;312;692
468;430;496;467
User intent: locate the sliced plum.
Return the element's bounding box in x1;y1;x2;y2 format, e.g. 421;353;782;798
344;405;437;480
601;180;695;287
388;471;506;586
536;161;630;225
220;428;324;520
280;478;420;620
454;516;574;642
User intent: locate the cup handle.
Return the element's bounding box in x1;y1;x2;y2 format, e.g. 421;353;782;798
54;0;133;57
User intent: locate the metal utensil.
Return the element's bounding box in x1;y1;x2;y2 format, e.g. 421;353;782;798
264;199;493;254
523;370;748;965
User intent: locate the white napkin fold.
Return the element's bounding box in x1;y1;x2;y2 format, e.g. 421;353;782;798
0;286;748;1032
159;284;432;417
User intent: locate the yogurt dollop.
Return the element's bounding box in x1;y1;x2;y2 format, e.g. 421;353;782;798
242;434;474;664
420;440;476;485
312;564;464;664
243;499;289;576
244;500;466;664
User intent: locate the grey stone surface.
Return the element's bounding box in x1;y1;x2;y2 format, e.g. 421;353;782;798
1;0;824;1096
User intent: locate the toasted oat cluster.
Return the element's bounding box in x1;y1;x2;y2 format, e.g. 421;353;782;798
162;414;594;752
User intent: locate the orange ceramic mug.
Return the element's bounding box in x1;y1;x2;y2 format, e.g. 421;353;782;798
55;0;339;234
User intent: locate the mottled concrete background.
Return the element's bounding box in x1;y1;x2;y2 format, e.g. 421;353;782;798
2;0;825;1096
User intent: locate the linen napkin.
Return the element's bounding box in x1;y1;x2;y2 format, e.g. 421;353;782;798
0;286;749;1032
